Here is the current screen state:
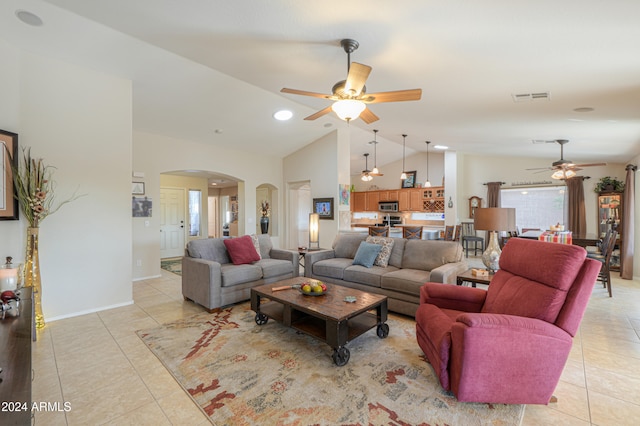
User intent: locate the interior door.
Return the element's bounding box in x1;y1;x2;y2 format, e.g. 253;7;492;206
160;187;185;258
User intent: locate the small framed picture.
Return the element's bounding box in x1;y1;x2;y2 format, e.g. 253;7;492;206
402;171;417;188
132;182;145;195
0;129;19;220
313;197;334;220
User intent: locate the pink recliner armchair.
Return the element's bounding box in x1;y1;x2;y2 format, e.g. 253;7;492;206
416;238;601;404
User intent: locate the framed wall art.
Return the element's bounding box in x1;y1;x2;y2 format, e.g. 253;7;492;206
132;182;145;195
0;129;19;220
401;171;417;188
313;197;334;220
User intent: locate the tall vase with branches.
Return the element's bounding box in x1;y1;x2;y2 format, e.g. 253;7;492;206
7;146;82;328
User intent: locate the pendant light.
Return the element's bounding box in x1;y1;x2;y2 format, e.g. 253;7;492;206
424;141;432;187
400;134;408;180
361;153;373;181
369;129;383;176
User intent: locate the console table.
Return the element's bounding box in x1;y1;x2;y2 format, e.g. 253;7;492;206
0;287;34;425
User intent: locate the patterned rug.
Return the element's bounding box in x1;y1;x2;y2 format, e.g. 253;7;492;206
137;303;524;425
160;257;182;275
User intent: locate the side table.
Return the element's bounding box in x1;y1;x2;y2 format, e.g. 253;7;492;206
456;269;494;288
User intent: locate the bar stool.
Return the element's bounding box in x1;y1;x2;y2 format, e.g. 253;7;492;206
461;222;484;257
403;226;423;239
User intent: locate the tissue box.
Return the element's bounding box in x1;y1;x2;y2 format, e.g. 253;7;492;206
471;268;489;277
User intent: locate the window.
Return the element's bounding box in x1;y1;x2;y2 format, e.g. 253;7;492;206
501;186;566;232
188;189;201;237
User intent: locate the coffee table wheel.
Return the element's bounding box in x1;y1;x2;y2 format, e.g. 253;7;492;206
332;346;350;366
376;323;389;339
255;312;268;325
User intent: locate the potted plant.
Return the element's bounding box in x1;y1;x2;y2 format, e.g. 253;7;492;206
594;176;624;193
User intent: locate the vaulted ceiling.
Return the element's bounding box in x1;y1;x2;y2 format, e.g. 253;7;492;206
3;0;640;176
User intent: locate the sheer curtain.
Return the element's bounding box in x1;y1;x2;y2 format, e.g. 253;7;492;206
621;164;636;280
565;176;587;236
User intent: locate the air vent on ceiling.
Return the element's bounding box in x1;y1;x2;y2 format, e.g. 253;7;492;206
512;92;550;102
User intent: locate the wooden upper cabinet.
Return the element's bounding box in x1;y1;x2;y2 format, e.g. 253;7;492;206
409;189;423;211
366;191;380;211
398;190;410;211
351;191;366;212
379;190;399;202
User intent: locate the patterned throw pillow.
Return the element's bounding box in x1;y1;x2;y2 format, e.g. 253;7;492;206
250;234;262;259
366;236;395;268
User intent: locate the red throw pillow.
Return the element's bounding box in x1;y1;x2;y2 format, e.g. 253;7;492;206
223;235;261;265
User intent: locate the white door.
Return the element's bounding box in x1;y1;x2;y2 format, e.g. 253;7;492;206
160;187;185;258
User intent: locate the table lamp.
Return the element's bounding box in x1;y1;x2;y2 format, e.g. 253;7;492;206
474;208;516;272
309;213;320;250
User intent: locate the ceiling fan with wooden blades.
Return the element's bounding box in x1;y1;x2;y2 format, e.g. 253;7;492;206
281;39;422;124
526;139;607;179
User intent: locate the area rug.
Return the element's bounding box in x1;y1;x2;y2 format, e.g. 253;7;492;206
137;303;524;425
160;257;182;275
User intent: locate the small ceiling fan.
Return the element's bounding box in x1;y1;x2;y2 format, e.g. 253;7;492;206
526;139;606;179
281;39;422;124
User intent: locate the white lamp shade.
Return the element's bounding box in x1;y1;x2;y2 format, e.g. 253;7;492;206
0;267;19;291
552;169;576;180
309;213;320;249
332;100;366;121
424;180;432;187
400;171;407;180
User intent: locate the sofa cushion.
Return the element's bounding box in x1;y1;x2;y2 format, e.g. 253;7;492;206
256;258;294;279
186;238;230;264
312;258;354;280
220;263;263;287
333;234;367;259
381;269;432;296
402;240;462;271
250;234;262;259
387;238;406;268
344;265;398;288
224;235;261;265
366;236;394;268
256;234;273;259
482;238;588;324
352;242;383;268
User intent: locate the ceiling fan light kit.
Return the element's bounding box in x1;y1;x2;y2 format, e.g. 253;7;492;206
526;139;606;180
280;39;421;124
332;99;366;121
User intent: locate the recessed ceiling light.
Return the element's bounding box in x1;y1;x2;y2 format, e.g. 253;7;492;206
273;110;293;121
15;10;43;26
573;107;594;112
210;182;217;186
214;129;223;134
433;145;448;150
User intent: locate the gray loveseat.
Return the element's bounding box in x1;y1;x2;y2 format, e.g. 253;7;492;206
304;234;468;317
182;234;298;311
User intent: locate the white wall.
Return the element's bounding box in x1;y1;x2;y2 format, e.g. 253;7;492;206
0;47;133;321
132;131;284;279
283;129;350;249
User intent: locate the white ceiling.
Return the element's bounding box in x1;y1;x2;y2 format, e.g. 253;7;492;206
3;0;640;179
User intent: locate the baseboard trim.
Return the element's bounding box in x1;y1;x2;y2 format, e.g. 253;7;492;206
133;274;162;282
46;300;134;323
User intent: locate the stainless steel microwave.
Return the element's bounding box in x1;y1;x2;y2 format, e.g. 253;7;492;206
378;201;399;212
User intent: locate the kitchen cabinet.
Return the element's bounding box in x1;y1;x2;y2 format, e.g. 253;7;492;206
365;191;380;211
398;190;410;211
351;191;366;212
379;190;399;202
409;189;423;211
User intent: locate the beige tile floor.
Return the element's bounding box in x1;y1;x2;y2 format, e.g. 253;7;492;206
32;264;640;425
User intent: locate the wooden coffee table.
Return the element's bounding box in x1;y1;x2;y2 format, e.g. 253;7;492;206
250;277;388;366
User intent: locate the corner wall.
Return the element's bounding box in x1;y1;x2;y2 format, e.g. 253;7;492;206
0;45;133;321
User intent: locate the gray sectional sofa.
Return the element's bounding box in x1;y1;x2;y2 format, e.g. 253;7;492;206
304;234;468;317
182;234;298;311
